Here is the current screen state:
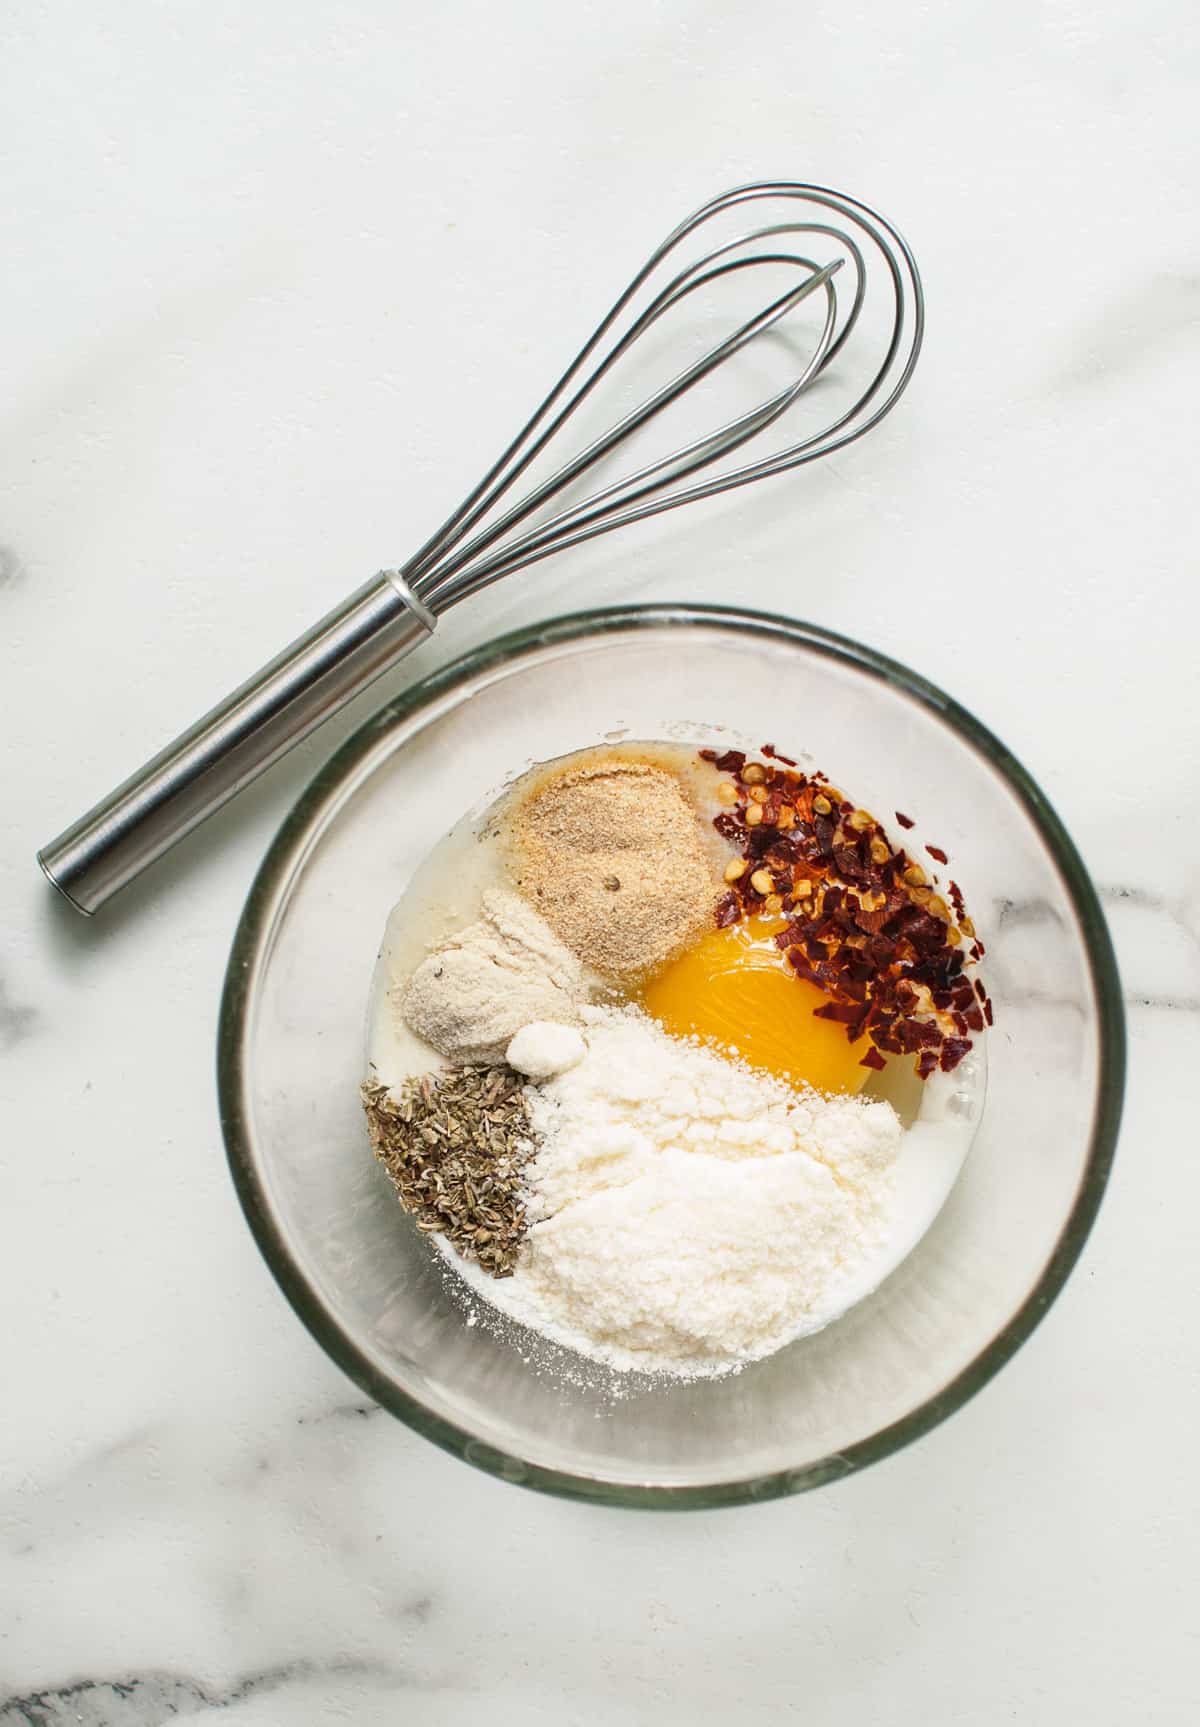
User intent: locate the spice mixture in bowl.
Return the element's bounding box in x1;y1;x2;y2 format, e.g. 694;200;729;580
219;606;1123;1504
363;742;992;1377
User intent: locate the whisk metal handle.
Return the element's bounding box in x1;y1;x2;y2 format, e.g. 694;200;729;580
37;572;436;915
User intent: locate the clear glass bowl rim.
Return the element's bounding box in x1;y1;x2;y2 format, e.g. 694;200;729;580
217;602;1126;1509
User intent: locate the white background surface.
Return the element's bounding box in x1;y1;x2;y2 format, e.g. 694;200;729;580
2;2;1198;1721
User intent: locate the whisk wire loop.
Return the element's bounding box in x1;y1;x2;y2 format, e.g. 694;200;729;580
37;179;923;914
410;181;922;614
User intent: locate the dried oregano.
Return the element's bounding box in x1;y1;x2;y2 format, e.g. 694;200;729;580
361;1065;536;1277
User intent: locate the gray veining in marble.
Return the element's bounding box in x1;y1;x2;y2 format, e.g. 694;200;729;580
1050;271;1200;393
0;977;37;1051
0;545;25;590
0;1659;404;1726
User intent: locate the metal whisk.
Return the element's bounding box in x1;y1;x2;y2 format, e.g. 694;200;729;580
39;180;923;915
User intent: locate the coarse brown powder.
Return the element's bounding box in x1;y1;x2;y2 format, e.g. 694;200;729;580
504;756;718;980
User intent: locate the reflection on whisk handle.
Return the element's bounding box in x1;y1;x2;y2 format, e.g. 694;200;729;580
37;573;436;915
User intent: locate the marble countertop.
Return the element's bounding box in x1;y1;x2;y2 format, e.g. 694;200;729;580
3;3;1198;1721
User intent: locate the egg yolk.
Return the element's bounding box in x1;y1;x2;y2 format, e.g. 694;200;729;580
639;916;869;1096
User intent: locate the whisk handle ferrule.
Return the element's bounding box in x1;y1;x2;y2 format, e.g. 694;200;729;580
37;571;436;915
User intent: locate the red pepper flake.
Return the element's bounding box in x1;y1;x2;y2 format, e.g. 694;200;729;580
697;744;992;1080
813;1001;865;1024
715;891;740;928
895;1020;931;1052
940;1037;971;1073
864;935;897;969
713;749;746;774
859;1046;887;1071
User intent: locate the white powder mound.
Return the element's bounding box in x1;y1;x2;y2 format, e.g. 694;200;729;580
400;890;584;1065
487;1005;903;1375
506;1021;587;1080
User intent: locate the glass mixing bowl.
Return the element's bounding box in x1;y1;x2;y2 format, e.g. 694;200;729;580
218;605;1124;1507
